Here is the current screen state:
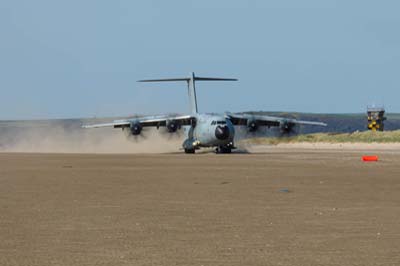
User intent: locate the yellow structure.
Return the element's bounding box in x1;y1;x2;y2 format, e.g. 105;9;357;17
367;106;386;131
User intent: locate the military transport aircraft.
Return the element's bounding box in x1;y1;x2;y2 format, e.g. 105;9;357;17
83;72;326;153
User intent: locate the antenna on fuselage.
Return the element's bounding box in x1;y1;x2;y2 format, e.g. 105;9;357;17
138;72;237;114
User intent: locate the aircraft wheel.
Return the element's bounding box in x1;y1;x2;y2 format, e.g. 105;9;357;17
216;146;231;154
184;148;195;154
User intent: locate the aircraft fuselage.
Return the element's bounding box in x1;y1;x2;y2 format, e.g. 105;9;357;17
183;113;235;153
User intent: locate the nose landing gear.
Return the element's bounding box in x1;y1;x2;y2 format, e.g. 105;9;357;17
184;148;196;154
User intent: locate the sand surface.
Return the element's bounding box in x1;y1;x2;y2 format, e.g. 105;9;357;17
1;150;400;265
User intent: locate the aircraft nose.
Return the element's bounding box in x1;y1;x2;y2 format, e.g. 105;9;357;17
215;125;230;140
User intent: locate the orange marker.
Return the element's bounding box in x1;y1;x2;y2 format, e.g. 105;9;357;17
362;155;379;162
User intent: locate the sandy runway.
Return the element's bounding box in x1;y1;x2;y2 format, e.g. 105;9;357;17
0;150;399;265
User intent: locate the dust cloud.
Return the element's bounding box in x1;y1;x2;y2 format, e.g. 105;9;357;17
0;120;183;154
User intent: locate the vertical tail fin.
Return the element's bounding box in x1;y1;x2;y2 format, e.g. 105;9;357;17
138;72;237;114
187;72;198;114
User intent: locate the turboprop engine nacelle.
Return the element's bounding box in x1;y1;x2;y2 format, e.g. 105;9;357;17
166;120;179;133
280;121;296;134
247;120;258;132
130;122;142;135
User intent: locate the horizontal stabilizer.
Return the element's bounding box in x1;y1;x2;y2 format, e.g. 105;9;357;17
138;78;189;82
138;74;237;83
195;77;238;81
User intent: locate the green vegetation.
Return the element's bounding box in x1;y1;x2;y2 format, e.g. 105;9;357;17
386;113;400;120
248;130;400;145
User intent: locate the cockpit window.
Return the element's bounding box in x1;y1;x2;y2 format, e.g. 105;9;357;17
211;120;226;125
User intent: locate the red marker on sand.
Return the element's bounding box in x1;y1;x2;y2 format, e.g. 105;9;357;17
362;155;379;162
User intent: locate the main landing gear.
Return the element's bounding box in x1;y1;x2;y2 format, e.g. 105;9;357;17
215;146;232;154
184;148;196;154
183;138;196;154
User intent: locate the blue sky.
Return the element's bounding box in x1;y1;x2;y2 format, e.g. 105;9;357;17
1;0;399;119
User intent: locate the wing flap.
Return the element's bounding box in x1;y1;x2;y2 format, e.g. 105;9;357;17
82;120;131;129
227;113;327;127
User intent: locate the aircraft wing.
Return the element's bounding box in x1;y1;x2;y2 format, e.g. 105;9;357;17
226;113;327;127
82;114;195;129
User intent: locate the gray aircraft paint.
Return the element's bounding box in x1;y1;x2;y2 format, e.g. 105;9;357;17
190;114;235;147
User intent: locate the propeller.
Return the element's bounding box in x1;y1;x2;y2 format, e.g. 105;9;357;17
236;119;265;140
123;126;148;142
121;119;148;142
159;121;184;140
279;121;298;136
